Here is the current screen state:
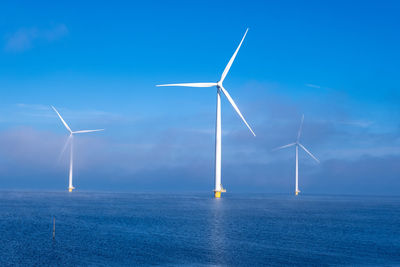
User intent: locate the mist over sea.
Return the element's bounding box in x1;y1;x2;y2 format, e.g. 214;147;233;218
0;191;399;266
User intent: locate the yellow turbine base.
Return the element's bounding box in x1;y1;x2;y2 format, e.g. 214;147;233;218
295;191;299;196
214;191;221;198
68;187;75;192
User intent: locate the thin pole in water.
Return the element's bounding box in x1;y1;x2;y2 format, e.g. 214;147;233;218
52;217;55;240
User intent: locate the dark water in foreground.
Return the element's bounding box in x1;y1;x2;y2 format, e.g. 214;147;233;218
0;192;399;266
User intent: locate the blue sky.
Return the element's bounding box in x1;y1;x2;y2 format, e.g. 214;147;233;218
0;0;399;194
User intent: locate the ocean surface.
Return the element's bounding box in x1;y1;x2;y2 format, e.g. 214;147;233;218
0;192;399;266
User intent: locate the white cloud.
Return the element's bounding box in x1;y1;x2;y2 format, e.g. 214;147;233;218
4;24;68;52
305;83;321;89
338;120;374;128
16;103;49;111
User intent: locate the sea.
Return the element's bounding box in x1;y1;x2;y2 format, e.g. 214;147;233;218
0;191;399;266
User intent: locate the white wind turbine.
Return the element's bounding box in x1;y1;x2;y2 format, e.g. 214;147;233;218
157;28;255;198
52;106;104;192
274;115;319;195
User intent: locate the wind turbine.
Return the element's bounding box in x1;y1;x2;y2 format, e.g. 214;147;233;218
274;115;319;195
52;106;104;192
157;28;255;198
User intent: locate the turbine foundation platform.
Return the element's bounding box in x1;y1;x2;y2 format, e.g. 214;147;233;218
68;187;75;192
214;187;226;198
295;190;300;196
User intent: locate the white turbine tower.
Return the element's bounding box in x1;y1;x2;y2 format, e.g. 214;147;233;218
157;28;255;198
274;115;319;195
52;106;104;192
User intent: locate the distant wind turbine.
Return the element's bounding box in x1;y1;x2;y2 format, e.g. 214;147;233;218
157;28;255;198
52;106;104;192
273;115;319;195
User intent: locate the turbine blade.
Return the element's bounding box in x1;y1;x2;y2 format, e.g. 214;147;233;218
51;106;72;133
298;143;320;163
272;143;296;151
220;86;255;136
58;134;72;163
73;129;104;134
220;28;248;83
297;114;304;142
156;83;217;87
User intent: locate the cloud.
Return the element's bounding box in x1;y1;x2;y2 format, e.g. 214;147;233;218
4;24;68;52
0;119;398;194
305;83;321;89
337;119;374;128
12;103;126;127
16;103;49;111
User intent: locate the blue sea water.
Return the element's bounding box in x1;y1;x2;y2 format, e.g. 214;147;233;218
0;192;399;266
